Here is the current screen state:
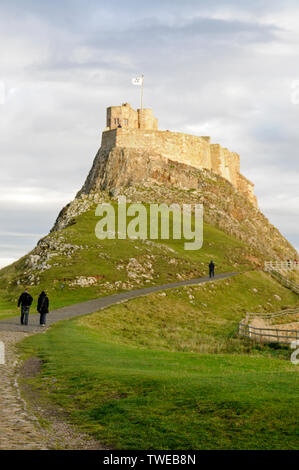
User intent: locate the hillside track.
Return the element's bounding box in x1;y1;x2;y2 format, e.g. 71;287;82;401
0;272;237;450
0;272;238;333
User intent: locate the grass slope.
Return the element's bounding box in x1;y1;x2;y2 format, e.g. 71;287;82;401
19;273;299;449
20;319;299;450
79;272;299;355
0;202;259;319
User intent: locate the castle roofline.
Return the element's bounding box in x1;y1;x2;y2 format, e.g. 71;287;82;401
106;103;158;131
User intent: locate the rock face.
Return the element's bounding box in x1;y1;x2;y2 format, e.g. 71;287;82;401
49;144;298;262
78;146;205;195
16;235;85;286
3;108;296;295
100;104;256;205
49;109;297;261
79;125;257;207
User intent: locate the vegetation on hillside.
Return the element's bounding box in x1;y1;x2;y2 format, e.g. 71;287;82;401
19;271;299;449
0;168;296;320
20;300;299;449
1;147;297;449
79;271;299;355
288;270;299;284
0;200;260;319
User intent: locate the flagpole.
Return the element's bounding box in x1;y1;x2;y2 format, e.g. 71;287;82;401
140;74;144;129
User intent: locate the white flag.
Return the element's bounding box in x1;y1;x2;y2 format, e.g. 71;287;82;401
132;76;143;86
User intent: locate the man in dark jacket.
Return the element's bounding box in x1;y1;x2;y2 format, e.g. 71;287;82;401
18;289;33;325
37;291;49;326
209;260;215;278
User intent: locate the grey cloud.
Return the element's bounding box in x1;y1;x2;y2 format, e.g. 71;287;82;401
117;16;281;40
0;0;298;268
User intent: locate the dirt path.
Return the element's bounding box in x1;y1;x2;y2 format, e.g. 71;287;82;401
249;316;299;344
0;331;46;450
0;331;105;449
0;272;238;450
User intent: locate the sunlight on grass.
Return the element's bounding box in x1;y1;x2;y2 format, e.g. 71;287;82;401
20;320;299;450
79;272;298;355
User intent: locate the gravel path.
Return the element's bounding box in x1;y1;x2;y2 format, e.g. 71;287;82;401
0;331;46;449
0;272;238;333
0;271;237;449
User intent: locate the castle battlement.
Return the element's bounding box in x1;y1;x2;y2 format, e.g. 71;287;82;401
106;102;158;130
101;104;257;207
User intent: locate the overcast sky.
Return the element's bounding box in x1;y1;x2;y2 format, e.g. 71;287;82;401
0;0;298;267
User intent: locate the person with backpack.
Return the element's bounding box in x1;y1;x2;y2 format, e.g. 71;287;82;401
18;289;33;325
209;260;215;278
37;291;49;326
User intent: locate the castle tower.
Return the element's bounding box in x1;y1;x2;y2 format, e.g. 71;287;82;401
106;103;158;130
101;103;257;207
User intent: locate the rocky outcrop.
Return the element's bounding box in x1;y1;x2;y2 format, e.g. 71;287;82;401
99;105;257;205
55;145;295;262
14;236;85;286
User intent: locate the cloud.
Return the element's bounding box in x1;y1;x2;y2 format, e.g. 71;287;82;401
0;258;19;269
0;0;298;268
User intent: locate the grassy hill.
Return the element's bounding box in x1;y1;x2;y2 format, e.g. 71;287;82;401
79;271;299;355
19;271;299;449
0;194;264;319
288;270;299;284
1;173;297;449
0;164;296;319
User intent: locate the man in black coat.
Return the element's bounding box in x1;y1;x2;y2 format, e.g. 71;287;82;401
18;289;33;325
209;260;215;278
37;291;49;326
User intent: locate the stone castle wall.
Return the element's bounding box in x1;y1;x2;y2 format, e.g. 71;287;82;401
106;103;158;130
210;144;240;188
101;127;257;207
102;128;211;170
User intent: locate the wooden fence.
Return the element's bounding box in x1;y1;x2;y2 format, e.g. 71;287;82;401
238;262;299;344
264;268;299;295
246;307;299;321
238;321;299;344
239;308;299;345
264;261;299;271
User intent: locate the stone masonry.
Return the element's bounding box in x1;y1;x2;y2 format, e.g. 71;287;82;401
85;103;257;207
106;102;158;131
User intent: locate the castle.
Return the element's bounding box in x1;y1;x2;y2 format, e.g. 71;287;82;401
100;103;257;207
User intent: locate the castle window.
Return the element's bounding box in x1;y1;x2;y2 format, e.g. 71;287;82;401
124;119;128;126
114;118;120;125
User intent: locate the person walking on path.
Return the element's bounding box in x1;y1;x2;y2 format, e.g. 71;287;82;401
209;260;215;278
18;289;33;325
37;291;49;326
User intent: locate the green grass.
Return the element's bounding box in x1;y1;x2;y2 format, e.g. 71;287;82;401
5;193;298;449
79;271;299;355
288;270;299;284
19;272;299;449
20;319;299;450
0;202;261;319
